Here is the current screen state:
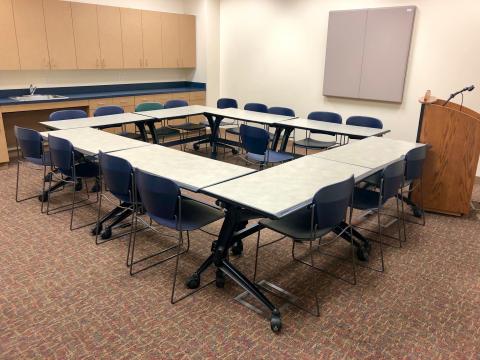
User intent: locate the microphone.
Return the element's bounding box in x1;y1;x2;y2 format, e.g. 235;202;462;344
443;85;474;106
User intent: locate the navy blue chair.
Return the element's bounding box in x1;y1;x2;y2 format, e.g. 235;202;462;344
294;112;342;154
216;98;238;127
268;106;296;144
131;170;224;301
256;175;356;316
165;99;206;150
352;159;406;271
14;126;52;212
49;109;87;121
239;124;293;169
47;135;99;230
346;116;383;141
93;151;142;246
225;102;269;139
402;146;428;228
135;102;178;143
93;105;124;117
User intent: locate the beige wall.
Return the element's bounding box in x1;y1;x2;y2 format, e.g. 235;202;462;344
218;0;480;175
0;0;205;90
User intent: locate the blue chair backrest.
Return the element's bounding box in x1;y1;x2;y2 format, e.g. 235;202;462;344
308;111;342;124
49;109;87;121
164;99;188;109
135;102;164;112
99;151;134;203
239;124;269;156
135;169;179;221
14;126;43;159
268;106;295;117
381;159;405;201
48;135;74;173
346;116;383;129
94;105;124;117
244;103;268;113
217;98;238;109
405;146;427;181
313;175;354;230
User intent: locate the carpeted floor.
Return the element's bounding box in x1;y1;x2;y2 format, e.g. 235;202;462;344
1;148;479;359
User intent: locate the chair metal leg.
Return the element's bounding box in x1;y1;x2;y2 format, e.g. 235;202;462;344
377;208;385;272
253;229;261;282
395;196;402;248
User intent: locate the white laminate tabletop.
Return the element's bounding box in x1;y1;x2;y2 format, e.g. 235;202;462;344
110;145;255;192
313;137;426;170
207;108;296;125
202;156;373;218
41;128;151;156
276;118;390;137
134;105;212;119
40;112;154;130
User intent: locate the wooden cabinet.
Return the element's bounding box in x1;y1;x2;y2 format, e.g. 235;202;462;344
0;0;20;70
71;2;101;69
179;15;196;68
12;0;50;69
162;13;180;68
97;5;123;69
120;8;144;69
43;0;77;70
141;10;164;68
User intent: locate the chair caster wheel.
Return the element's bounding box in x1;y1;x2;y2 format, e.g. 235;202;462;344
270;310;282;332
356;246;369;262
412;207;423;218
186;273;200;289
231;241;243;256
215;269;225;288
38;191;49;202
91;224;103;235
101;228;112;240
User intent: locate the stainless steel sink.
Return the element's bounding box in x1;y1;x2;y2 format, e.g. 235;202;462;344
10;94;68;101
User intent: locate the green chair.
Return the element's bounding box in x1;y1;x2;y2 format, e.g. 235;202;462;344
135;102;180;143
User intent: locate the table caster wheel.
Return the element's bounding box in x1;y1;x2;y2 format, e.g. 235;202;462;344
186;273;200;289
232;149;239;155
91;223;103;236
101;228;112;240
44;173;53;182
270;310;282;332
356;246;369;262
193;144;200;151
231;241;243;256
38;191;49;202
215;269;225;288
75;180;83;191
412;207;423;218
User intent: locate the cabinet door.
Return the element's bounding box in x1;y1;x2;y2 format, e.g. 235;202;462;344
120;8;144;69
179;14;196;68
71;2;101;69
97;5;123;69
141;10;163;68
12;0;50;69
43;0;77;70
0;0;20;70
162;12;180;68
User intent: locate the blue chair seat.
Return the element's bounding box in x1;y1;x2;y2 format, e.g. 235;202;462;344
148;197;223;231
294;138;337;149
60;162;99;178
260;207;334;240
226;127;240;135
155;127;180;136
171;123;206;131
351;188;382;210
246;150;294;164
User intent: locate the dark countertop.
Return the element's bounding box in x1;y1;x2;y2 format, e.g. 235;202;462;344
0;81;206;106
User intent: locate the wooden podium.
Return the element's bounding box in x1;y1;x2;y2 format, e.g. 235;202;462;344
414;99;480;216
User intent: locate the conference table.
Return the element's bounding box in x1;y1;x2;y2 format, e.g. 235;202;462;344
40;121;423;331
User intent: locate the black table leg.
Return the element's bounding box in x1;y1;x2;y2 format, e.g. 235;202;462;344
186;205;282;332
334;221;371;262
145;120;159;144
136;122;149;142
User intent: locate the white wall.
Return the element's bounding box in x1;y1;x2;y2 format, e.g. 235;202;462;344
218;0;480;175
0;0;206;89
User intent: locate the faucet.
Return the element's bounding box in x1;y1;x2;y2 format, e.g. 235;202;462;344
29;84;37;95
